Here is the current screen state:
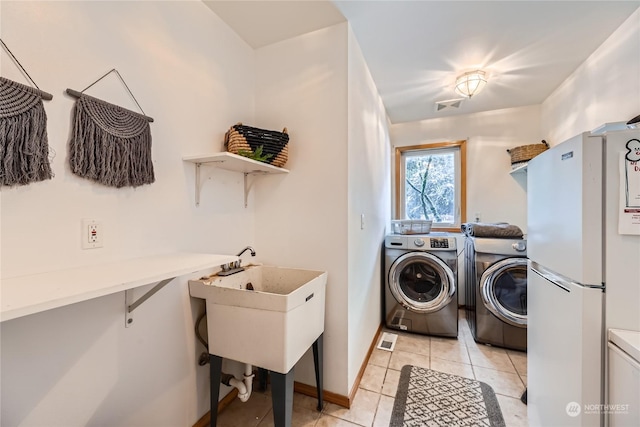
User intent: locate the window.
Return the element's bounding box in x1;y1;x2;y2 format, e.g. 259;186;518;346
395;141;466;232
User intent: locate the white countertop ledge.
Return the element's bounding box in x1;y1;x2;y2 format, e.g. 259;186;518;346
0;252;238;322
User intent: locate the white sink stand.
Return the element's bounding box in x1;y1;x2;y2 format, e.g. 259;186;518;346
209;334;324;427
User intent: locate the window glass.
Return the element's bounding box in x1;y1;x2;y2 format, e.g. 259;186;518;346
395;141;466;231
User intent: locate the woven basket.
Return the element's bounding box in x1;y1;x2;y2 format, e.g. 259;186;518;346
224;122;289;168
506;140;549;165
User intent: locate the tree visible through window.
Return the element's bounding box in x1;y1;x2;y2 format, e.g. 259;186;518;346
395;141;466;231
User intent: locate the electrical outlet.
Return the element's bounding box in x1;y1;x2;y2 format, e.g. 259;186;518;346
82;219;103;249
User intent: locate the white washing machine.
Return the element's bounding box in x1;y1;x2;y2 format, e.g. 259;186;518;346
465;237;527;351
384;233;458;337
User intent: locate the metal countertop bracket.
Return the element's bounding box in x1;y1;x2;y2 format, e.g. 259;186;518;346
125;277;175;327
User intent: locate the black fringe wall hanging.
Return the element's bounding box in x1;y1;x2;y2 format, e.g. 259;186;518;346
0;39;54;187
67;69;155;188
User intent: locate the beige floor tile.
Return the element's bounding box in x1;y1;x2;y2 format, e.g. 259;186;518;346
461;331;479;347
496;394;529;427
372;394;395;427
381;368;401;397
293;392;325;412
388;350;429;371
368;349;391;368
315;414;363;427
468;345;517;373
430;357;476;379
393;333;430;356
324;388;380;427
430;338;471;364
508;350;528;376
360;363;386;393
473;366;525;399
459;324;473;339
216;392;272;427
257;406;321;427
520;374;527;386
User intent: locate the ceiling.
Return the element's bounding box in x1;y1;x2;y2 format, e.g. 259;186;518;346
204;1;639;124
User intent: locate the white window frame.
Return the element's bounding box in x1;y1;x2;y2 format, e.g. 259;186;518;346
395;140;467;232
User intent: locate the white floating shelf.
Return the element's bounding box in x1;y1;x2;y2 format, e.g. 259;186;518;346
0;252;238;323
183;152;289;174
183;152;289;207
509;163;528;176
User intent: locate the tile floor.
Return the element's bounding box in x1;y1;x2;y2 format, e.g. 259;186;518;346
215;310;528;426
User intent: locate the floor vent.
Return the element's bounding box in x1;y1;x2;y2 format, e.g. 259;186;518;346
377;332;398;352
435;98;465;112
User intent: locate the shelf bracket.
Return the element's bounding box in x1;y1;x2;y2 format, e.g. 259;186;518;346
125;277;175;327
195;163;201;207
243;173;251;208
193;161;225;207
243;172;268;208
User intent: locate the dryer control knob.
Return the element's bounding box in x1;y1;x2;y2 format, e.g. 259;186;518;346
414;238;425;247
513;241;526;252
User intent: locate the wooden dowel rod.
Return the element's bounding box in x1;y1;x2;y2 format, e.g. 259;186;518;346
65;88;84;99
38;90;53;101
65;88;154;123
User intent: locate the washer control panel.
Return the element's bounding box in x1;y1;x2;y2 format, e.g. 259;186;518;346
429;238;450;249
385;234;457;250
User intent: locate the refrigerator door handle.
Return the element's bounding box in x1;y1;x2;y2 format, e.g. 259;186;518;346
530;261;605;291
530;265;570;292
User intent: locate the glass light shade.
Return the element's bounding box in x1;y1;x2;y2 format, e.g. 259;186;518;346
454;70;487;98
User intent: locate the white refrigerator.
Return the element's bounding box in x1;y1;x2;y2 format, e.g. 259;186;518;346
527;128;640;427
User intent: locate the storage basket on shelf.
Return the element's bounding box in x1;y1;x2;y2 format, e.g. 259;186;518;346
224;123;289;168
506;140;549;168
391;219;433;235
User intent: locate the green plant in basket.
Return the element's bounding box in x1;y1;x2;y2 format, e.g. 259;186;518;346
237;145;274;163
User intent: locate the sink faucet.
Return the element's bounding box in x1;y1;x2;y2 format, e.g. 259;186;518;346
234;246;256;269
237;246;256;257
220;246;256;275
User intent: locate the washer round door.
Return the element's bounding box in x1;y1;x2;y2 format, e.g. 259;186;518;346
388;252;456;313
480;258;528;327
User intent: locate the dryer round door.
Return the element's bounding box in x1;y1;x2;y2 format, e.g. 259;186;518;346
480;258;527;327
388;252;456;313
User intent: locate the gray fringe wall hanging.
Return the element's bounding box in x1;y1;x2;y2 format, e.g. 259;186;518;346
0;39;54;187
67;69;155;188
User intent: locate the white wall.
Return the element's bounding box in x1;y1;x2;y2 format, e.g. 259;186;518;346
541;8;640;143
1;2;256;425
390;104;542;232
346;27;391;390
253;24;351;395
252;22;392;397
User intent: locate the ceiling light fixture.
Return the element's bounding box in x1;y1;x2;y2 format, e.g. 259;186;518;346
454;70;487;98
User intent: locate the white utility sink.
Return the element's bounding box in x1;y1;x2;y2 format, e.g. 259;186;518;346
189;265;327;374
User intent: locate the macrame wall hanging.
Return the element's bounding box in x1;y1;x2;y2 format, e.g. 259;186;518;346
66;69;155;188
0;39;54;187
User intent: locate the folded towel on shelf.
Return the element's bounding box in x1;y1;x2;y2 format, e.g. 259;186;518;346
461;222;524;238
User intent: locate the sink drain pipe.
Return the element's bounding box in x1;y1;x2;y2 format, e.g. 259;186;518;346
196;312;255;402
221;364;254;402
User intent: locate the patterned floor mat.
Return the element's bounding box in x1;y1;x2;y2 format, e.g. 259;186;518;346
391;365;506;427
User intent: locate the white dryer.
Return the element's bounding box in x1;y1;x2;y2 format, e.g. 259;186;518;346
465;237;527;351
384;233;458;337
